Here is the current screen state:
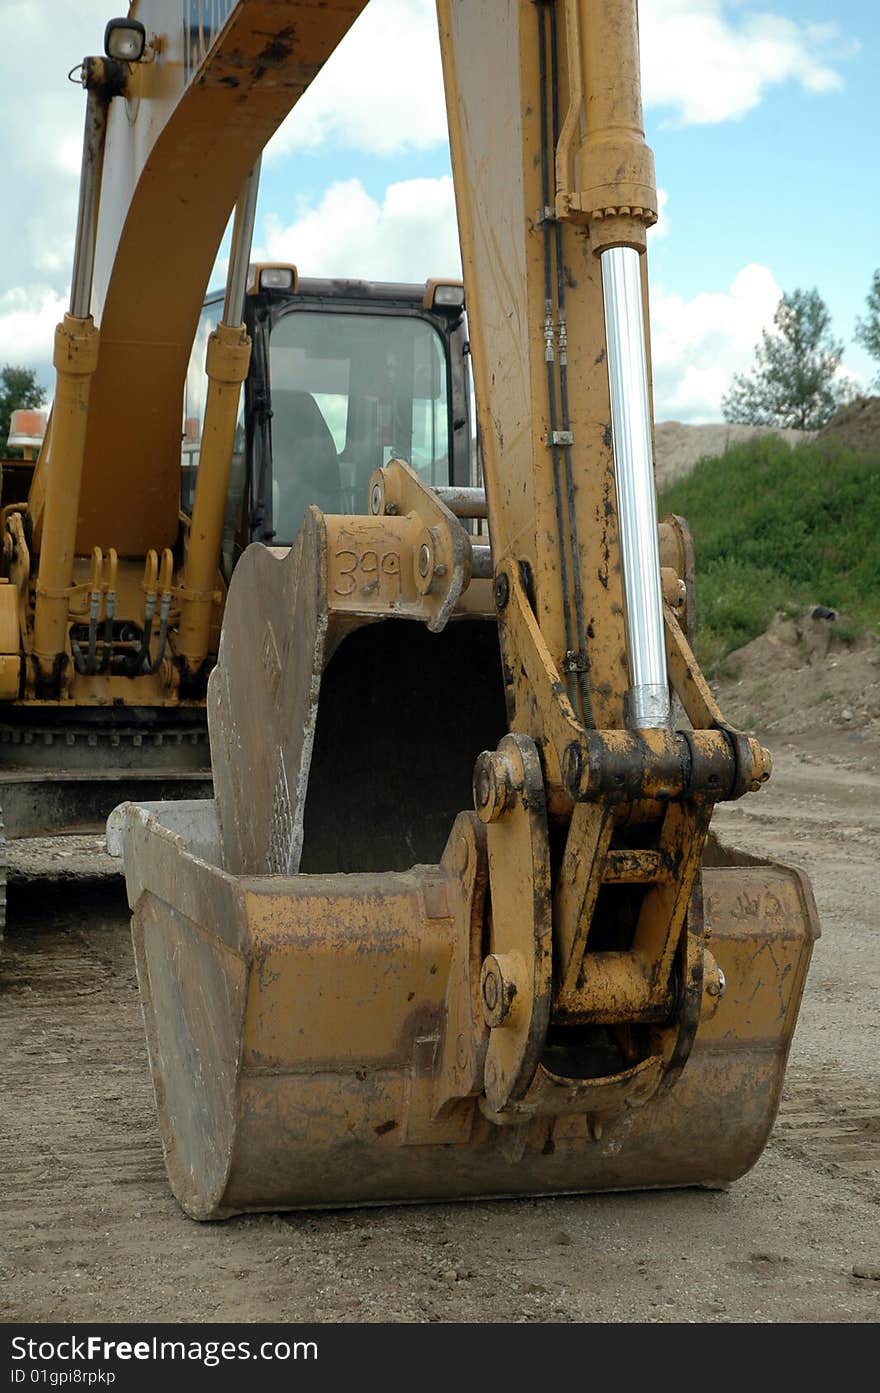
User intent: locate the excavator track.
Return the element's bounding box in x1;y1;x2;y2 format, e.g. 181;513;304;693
0;718;211;844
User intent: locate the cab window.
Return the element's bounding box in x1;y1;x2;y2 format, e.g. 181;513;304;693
268;311;449;542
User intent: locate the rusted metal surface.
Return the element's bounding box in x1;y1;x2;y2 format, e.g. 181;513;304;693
117;799;818;1217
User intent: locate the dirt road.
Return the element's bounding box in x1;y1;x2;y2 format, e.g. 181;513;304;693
1;730;878;1324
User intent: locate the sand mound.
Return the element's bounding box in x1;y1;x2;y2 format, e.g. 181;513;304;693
713;608;880;741
818;395;880;453
654;421;814;488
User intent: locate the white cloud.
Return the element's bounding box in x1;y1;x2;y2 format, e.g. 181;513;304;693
0;287;68;370
654;188;670;240
0;2;106;369
266;0;447;160
257;176;790;423
640;0;854;125
650;262;782;419
257;177;461;283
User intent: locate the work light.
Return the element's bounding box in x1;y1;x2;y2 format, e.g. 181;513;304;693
104;19;147;63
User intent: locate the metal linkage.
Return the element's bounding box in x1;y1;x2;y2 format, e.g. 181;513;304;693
470;544;493;580
431;485;488;519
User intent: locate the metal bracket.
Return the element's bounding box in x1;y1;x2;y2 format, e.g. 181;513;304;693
473;734;552;1116
366;458;474;631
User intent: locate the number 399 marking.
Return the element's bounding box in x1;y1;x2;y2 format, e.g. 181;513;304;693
334;549;402;599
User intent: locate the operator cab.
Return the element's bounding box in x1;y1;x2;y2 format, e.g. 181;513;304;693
182;268;471;578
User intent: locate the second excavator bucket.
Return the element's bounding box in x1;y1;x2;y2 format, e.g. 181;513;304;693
109;519;819;1219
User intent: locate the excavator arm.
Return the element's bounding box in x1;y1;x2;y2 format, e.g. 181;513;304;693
111;0;819;1217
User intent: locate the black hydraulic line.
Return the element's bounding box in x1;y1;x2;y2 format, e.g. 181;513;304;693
251;319;275;542
71;600;99;676
549;0;594;728
70;637;88;675
535;0;581;716
99;592;115;671
86;598;98;674
142;593;171;674
143;601;170;675
129;595;155;675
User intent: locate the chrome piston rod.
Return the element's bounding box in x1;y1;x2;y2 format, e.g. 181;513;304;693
601;245;670;729
223;157;261;327
69;87;109;318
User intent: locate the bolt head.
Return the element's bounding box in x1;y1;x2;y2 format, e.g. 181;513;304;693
480;954;518;1028
482;971;498;1013
562;741;585;800
472;750;514;823
474;759;492;809
704;963;726;1003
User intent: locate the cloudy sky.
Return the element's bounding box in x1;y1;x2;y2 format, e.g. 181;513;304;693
0;0;876;421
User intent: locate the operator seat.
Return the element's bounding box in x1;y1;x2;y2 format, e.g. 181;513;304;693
270;388;341;540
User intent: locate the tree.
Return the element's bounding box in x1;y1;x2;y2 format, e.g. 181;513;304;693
0;365;46;457
854;270;880;389
722;288;852;431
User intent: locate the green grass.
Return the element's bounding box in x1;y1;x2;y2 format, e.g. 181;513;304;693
658;436;880;671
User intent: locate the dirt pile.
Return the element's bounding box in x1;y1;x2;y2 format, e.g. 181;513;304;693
714;608;880;744
819;395;880;453
654;421;813;488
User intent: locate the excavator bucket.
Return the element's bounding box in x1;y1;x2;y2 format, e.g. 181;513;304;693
109;522;819;1219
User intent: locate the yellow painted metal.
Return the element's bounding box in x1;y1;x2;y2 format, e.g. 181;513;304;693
12;553;203;708
0;657;19;700
0;581;19;699
67;0;369;560
0;583;18;655
556;0;658;250
177;322;250;675
31;314;100;679
478;736;552;1116
553;802;614;995
115;796;818;1217
107;0;823;1217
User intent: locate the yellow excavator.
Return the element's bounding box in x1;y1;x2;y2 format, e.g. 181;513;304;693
106;0;821;1215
